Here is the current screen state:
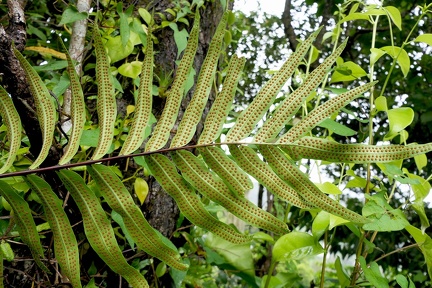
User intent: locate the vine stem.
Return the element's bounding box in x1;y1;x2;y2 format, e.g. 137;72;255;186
350;13;380;286
378;4;432;98
374;243;418;263
264;260;277;288
319;230;329;288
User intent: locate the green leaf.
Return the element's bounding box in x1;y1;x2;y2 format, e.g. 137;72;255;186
105;35;134;64
145;13;200;152
414;153;427;171
362;193;409;231
133;178;148;205
335;256;350;288
312;211;330;239
374;95;387;112
59;6;88;25
168;23;189;57
359;257;389;288
385;107;414;140
204;233;256;285
405;225;432;279
370;48;387;65
314;181;342;195
80;128;99;147
199;55;245;144
260;146;367;223
384;6;402;30
272;231;324;262
404;171;430;231
169;258;190;288
363;213;409;231
288;136;432;164
256;39;346;143
331;61;367;83
117;3;130;48
118;61;142;78
380;46;410;77
318;118;357;136
0;240;14;262
414;33;432;46
58;39;86;165
155;262;167;277
252;232;275;243
339;13;370;24
120;33;153;156
395;274;409;288
138;8;152;25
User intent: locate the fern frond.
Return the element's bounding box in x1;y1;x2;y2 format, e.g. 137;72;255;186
254;39;348;142
170;12;228;148
199;146;253;196
225;28;321;142
285;136;432;163
25;175;81;288
57;170;148;287
260;146;368;224
278;81;378;143
86;164;188;271
198;54;245;144
146;154;250;244
0;85;22;173
58;41;86;165
0;180;49;273
229;145;313;209
145;12;201;152
120;28;154;156
13;48;57;169
92;27;117;160
172;150;289;234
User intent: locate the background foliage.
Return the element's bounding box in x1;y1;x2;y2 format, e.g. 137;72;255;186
0;0;431;287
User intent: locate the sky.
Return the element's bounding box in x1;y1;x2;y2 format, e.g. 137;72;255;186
233;0;285;16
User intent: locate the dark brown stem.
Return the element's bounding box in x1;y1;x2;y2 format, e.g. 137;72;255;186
282;0;298;51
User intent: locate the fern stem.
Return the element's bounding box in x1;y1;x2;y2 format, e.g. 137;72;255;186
319;230;329;288
264;261;277;288
378;6;428;98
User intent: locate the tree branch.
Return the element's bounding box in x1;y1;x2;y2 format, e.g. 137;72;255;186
61;0;92;133
282;0;298;51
